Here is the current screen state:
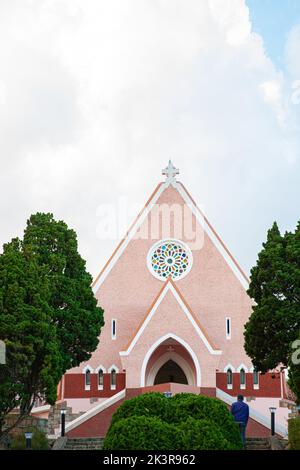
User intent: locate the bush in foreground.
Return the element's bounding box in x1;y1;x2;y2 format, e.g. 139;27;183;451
177;417;233;450
104;393;243;450
171;394;242;448
10;427;49;450
103;416;177;450
110;392;170;427
288;417;300;450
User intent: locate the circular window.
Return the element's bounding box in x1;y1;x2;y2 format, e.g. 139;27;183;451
147;239;193;281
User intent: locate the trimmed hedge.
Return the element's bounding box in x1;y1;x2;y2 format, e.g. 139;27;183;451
103;416;177;450
288;417;300;450
104;393;243;450
110;392;170;426
177;417;233;450
170;394;242;448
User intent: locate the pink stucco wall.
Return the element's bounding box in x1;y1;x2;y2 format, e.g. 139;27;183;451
65;183;255;397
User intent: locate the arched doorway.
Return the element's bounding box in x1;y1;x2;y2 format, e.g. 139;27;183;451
141;334;201;387
154;359;188;385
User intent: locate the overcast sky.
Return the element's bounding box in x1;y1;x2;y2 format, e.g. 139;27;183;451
0;0;299;278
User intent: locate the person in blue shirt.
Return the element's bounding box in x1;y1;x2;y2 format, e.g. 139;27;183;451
231;395;249;448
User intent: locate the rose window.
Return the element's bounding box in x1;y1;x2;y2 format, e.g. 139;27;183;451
148;240;192;281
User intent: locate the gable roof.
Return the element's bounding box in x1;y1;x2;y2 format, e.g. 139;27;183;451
92;177;250;292
92;182;164;291
119;277;222;356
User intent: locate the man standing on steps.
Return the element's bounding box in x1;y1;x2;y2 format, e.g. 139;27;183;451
231;395;249;448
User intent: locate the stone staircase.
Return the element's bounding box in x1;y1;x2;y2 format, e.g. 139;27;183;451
246;438;271;451
64;437;104;450
48;401;84;436
62;437;271;451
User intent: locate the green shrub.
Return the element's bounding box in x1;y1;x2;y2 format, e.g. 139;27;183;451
177;417;233;450
110;393;170;426
103;415;177;450
170;394;242;448
105;392;243;450
288;417;300;450
10;427;49;450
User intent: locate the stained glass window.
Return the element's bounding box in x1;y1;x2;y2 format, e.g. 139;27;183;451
111;369;116;387
149;240;192;281
98;369;104;387
227;369;233;386
85;370;91;386
240;369;246;386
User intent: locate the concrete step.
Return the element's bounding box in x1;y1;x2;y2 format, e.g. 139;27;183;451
246;438;271;451
64;438;104;451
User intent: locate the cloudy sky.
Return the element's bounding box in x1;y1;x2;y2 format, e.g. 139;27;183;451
0;0;299;278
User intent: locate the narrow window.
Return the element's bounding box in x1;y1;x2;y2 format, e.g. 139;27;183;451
85;370;91;389
110;369;116;389
227;369;233;389
226;317;231;339
253;369;259;389
98;369;104;389
111;319;117;340
240;369;246;389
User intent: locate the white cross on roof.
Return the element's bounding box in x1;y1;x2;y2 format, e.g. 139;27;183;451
162;160;179;184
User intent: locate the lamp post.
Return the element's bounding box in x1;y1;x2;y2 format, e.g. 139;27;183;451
61;408;66;437
269;407;277;436
25;432;33;449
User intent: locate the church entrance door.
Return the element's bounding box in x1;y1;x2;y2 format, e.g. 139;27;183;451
154;359;188;385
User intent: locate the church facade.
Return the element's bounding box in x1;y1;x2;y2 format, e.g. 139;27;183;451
55;162;288;437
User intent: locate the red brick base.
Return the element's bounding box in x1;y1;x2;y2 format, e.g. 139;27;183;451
66;386;274;439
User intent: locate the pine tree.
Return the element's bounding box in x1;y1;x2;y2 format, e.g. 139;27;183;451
0;214;104;436
244;221;300;378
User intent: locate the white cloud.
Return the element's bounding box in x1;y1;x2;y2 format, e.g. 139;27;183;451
286;23;300;78
0;0;299;278
209;0;251;46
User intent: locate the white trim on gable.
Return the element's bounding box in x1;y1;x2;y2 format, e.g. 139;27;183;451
223;364;235;373
119;281;222;356
82;365;94;374
140;333;201;387
175;183;249;290
92;182;166;292
92;179;249;293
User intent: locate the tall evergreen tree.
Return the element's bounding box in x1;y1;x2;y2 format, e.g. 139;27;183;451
0;214;104;436
244;221;300;401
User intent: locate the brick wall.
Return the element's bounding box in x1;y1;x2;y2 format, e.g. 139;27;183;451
64;373;126;398
216;372;282;397
66;386;273;439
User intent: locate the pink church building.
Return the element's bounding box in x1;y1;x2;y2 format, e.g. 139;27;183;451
46;162;290;438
